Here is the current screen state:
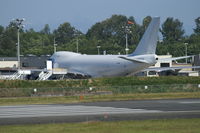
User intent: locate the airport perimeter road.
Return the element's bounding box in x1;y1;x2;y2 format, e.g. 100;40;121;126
0;98;200;125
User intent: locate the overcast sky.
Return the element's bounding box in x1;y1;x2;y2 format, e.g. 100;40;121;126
0;0;199;34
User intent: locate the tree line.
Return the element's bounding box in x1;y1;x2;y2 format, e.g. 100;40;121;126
0;15;200;57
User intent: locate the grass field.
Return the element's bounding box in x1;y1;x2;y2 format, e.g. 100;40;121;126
1;118;200;133
1;76;200;89
1;76;200;105
0;92;200;106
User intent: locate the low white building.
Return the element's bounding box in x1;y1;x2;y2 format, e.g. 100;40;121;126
0;57;18;69
135;55;199;77
0;61;18;68
147;55;172;77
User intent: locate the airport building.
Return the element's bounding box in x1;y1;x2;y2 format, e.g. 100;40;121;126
0;56;50;79
0;56;50;69
135;55;200;77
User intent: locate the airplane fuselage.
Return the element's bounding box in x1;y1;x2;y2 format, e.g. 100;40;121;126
51;51;157;77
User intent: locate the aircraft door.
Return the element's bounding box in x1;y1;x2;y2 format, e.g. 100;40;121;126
46;59;53;70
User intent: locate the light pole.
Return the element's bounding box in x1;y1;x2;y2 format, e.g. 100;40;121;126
12;18;25;71
74;31;81;53
122;25;132;55
54;44;57;53
76;36;79;53
97;46;101;55
53;38;57;53
125;33;129;55
185;43;188;64
17;28;20;69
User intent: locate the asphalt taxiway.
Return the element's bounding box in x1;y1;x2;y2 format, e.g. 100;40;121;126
0;98;200;125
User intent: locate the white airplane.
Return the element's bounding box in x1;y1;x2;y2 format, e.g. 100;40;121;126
50;17;197;78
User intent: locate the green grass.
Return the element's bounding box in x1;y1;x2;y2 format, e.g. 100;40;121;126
1;76;200;88
0;92;200;106
1;84;200;97
1;118;200;133
1;76;200;97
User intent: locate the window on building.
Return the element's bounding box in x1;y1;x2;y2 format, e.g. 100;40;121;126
160;63;170;67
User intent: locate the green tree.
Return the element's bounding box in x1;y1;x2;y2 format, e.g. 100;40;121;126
160;17;185;43
54;22;79;44
40;24;51;34
142;16;152;29
21;28;53;56
0;22;19;56
87;15;127;42
86;14;141;51
188;34;200;44
128;16;143;46
0;25;4;55
140;16;152;36
194;17;200;34
0;25;4;35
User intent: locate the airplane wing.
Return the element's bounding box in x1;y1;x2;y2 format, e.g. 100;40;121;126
143;66;200;72
158;55;194;62
119;55;193;64
119;56;149;63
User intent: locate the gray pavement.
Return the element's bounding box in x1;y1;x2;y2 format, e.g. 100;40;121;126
0;98;200;125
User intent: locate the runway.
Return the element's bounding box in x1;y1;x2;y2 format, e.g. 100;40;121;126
0;98;200;125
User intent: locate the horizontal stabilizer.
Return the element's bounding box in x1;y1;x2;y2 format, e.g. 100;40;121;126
119;56;149;63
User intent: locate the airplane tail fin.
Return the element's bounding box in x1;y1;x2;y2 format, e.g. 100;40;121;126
130;17;160;56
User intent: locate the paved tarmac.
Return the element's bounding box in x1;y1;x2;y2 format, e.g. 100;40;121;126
0;98;200;125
